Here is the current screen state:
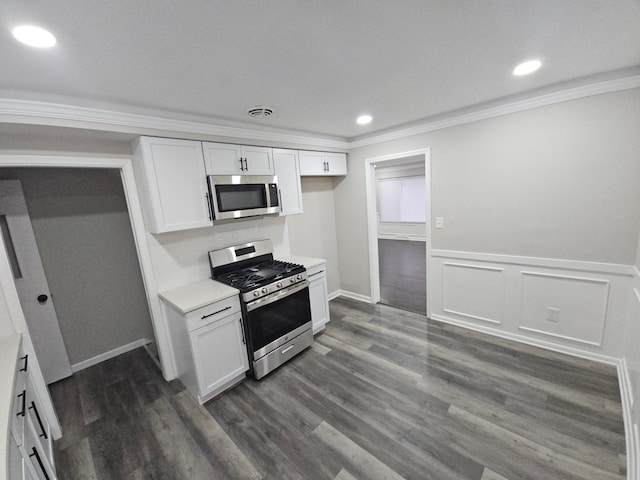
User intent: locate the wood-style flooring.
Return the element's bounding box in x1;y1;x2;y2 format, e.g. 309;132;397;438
378;239;426;314
50;297;626;480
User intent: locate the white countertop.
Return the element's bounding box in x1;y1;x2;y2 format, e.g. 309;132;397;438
1;332;21;480
280;255;326;270
159;280;239;314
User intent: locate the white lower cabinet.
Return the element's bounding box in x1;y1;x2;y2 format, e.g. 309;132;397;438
307;263;330;334
10;349;56;480
163;295;249;404
189;312;248;398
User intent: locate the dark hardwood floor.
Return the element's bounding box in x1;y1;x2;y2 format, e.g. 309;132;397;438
378;239;426;314
50;297;626;480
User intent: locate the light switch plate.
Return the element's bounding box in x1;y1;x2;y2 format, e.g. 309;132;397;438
435;217;444;229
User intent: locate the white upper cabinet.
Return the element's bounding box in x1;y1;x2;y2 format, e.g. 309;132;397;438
273;149;303;216
202;142;274;175
133;137;212;234
299;151;347;176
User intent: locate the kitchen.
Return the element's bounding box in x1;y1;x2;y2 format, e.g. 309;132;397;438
2;1;640;479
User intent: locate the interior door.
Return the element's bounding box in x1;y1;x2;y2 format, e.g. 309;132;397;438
0;180;72;384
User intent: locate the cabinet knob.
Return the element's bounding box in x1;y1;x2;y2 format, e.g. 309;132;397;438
37;294;48;304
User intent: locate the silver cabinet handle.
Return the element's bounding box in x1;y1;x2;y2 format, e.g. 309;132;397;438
281;345;295;355
205;193;212;221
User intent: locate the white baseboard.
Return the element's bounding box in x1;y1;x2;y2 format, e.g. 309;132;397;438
333;289;372;304
430;313;618;365
619;358;639;480
71;338;152;373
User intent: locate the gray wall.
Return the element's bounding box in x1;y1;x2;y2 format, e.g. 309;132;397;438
337;88;640;297
0;167;154;365
287;177;342;294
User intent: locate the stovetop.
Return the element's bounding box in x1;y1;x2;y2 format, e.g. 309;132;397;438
215;259;306;293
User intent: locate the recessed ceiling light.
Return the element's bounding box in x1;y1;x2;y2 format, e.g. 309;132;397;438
356;114;372;125
513;60;542;76
12;25;56;48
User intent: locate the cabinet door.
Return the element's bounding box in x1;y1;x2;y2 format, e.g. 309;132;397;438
202;142;243;175
25;373;52;466
242;146;274;175
324;152;348;175
273;149;303;216
308;267;330;333
23;414;56;480
299;151;326;175
189;312;249;398
135;137;211;233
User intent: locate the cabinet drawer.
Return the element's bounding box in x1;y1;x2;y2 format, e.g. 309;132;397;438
11;352;29;447
306;264;326;281
185;295;241;332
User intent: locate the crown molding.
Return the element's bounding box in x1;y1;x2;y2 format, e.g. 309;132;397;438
1;73;639;152
0;98;350;150
348;74;640;149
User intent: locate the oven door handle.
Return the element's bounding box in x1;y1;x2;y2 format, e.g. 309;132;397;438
246;281;309;312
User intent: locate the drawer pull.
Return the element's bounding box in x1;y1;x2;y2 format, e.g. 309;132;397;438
17;390;26;417
308;270;325;278
30;401;48;439
29;447;50;480
281;345;295;355
201;305;232;320
19;354;28;372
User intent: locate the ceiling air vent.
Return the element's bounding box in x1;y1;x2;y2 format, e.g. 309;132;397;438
246;106;274;118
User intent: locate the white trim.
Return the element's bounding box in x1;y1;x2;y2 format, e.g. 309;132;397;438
520;270;611;285
0;98;349;150
618;358;638;480
516;326;602;347
70;338;151;372
431;249;635;276
441;309;502;325
0;154;177;383
327;290;342;301
364;148;432;317
443;262;504;273
335;290;372;304
377;234;427;242
350;74;640;148
2;75;639;150
430;313;619;365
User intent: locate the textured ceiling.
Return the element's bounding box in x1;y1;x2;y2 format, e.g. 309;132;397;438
1;0;639;140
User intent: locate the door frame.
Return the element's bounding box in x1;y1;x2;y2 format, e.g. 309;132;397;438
0;155;177;435
364;148;432;317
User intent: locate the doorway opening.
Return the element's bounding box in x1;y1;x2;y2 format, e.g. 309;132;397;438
0;168;157;385
365;149;431;316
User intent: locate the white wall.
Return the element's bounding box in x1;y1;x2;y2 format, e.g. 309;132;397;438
338;88;640;298
286;177;341;294
147;215;291;293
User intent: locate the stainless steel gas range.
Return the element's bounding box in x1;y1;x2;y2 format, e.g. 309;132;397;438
209;240;313;379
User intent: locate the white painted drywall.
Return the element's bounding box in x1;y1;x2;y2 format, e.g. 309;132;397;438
337;88;640;297
286;177;341;294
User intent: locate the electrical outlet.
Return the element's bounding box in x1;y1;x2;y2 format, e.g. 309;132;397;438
546;307;560;322
435;217;444;229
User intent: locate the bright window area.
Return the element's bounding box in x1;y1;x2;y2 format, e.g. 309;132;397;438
377;176;426;223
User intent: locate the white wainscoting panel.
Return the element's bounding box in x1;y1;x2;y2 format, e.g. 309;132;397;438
518;271;610;347
442;262;505;325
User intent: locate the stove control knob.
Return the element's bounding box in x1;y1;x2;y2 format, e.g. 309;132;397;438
290;277;295;284
277;282;283;288
296;274;302;281
253;291;260;297
261;287;268;294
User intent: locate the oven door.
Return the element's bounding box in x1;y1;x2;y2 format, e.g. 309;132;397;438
245;281;312;360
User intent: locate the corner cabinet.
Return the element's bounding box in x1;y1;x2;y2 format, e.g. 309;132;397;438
299;151;347;176
202;142;274;175
133;137;212;234
307;263;330;334
273;149;303;215
162;294;249;404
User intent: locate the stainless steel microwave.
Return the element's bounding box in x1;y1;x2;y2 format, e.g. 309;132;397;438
207;175;280;221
